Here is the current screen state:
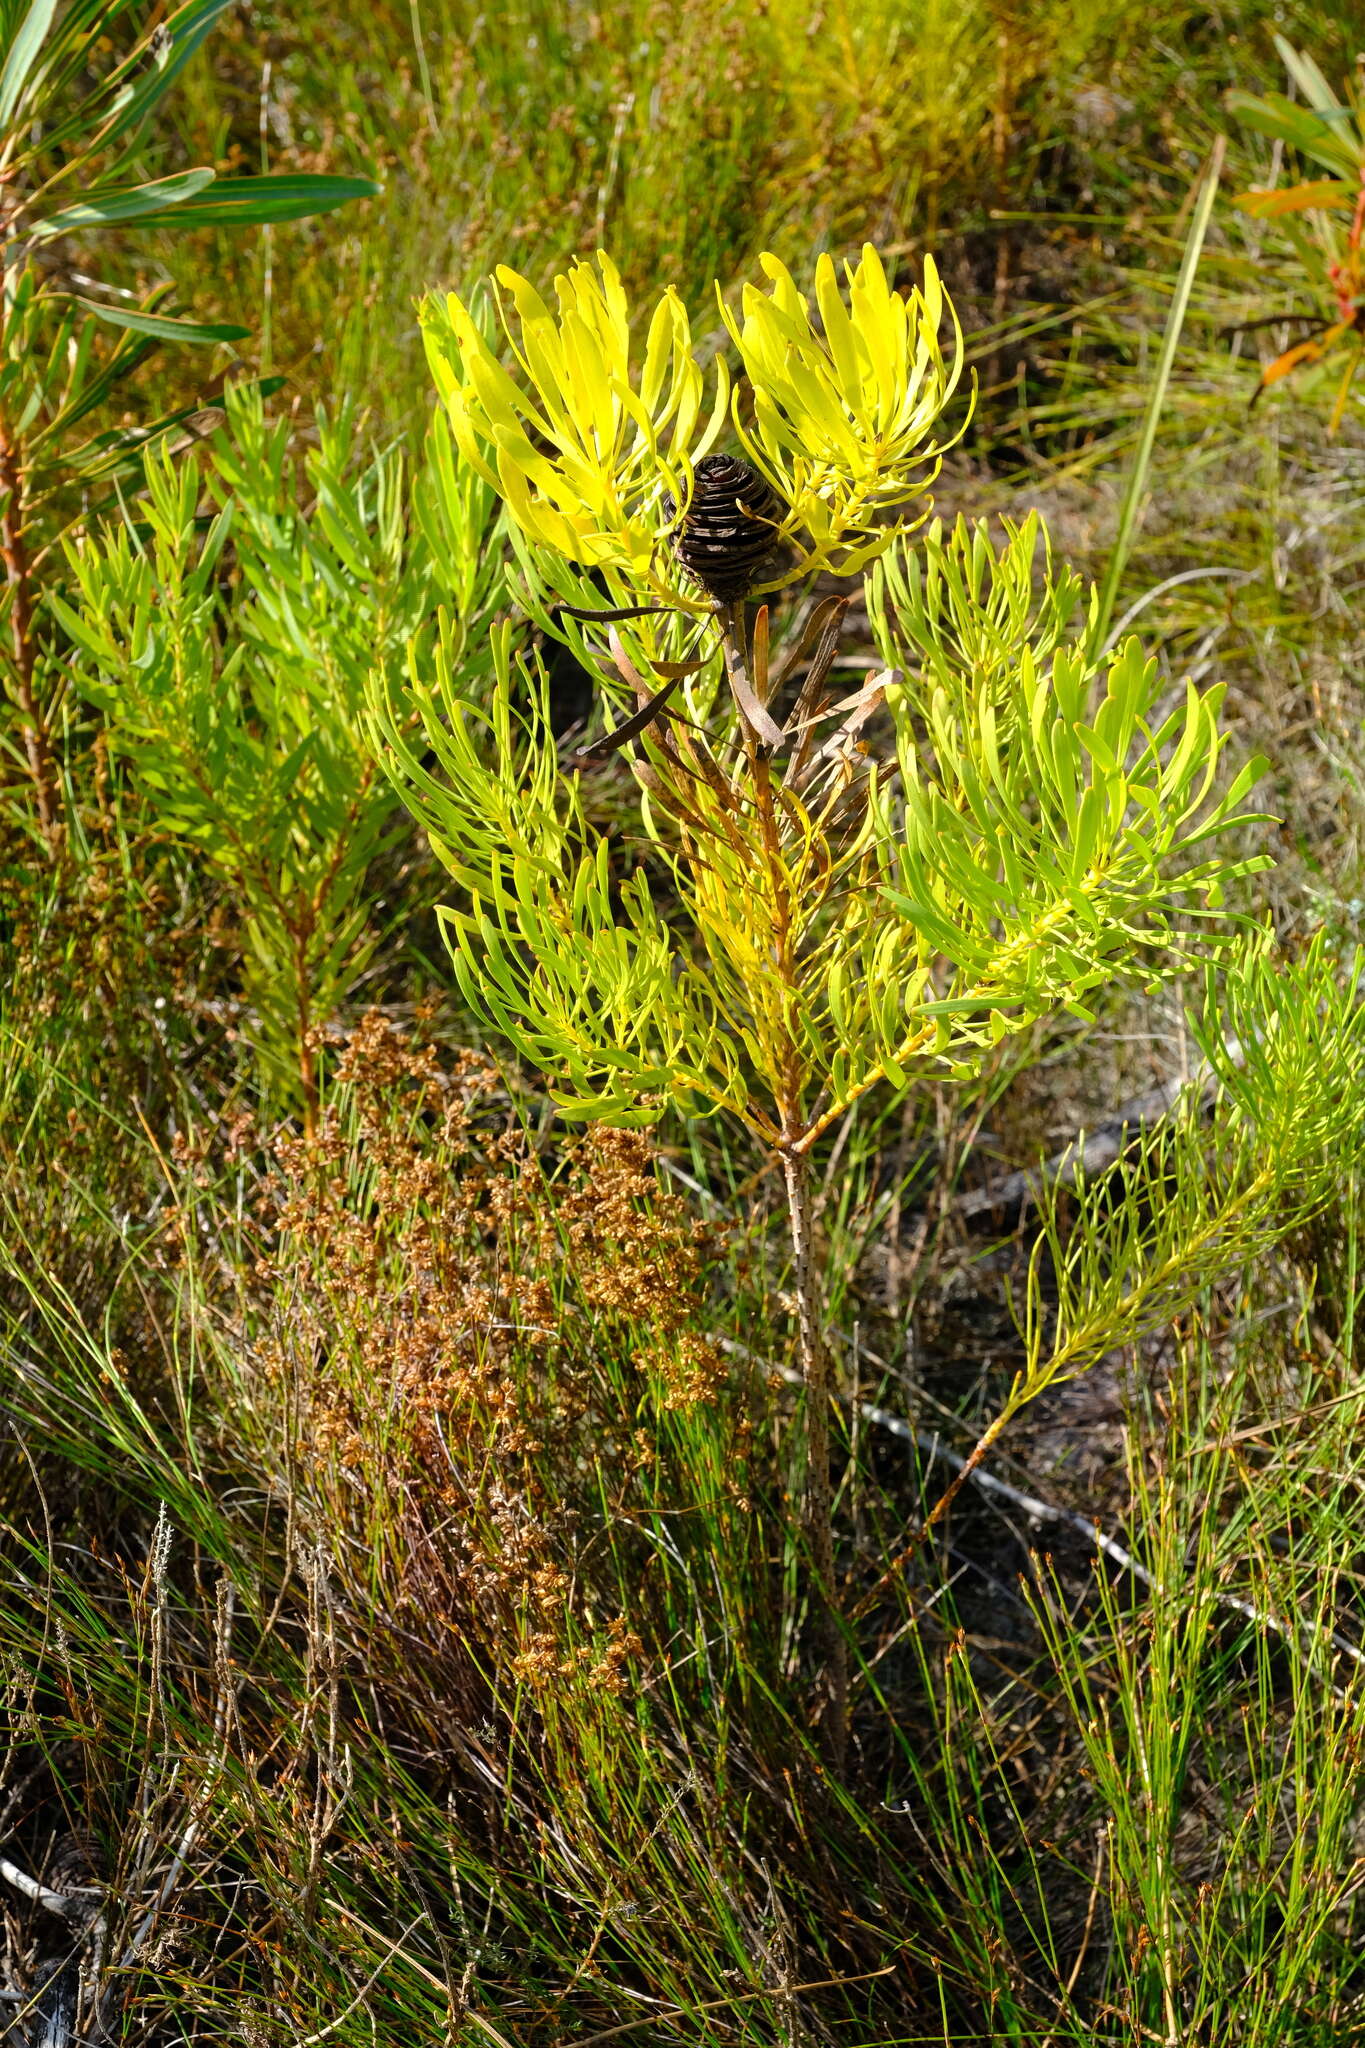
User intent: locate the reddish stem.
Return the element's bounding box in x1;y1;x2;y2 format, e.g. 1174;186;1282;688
0;415;59;845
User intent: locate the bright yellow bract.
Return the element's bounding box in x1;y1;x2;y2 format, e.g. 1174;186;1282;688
421;244;967;605
422;253;727;602
721;245;966;572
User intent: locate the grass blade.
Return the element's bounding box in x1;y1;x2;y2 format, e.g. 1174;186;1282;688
1090;134;1226;658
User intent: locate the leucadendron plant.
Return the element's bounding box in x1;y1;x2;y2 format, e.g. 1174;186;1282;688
373;247;1269;1763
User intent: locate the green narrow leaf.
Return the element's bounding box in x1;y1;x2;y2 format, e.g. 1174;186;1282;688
33;170;378;239
1273;35;1346;119
1225;91;1359;177
1090;136;1225;657
0;0;58;126
62;377;286;477
72;296;249;345
31;168;216;237
138;172;381;227
103;0;237;143
1216;754;1271;813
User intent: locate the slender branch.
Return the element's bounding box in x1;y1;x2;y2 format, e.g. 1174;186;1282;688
780;1143;848;1767
294;915;319;1137
735;1340;1365;1693
849;1403;1016;1620
795;1020;937;1152
844;1157;1286;1615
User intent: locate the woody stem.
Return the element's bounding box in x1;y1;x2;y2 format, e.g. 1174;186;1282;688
780;1140;849;1769
719;600;848;1765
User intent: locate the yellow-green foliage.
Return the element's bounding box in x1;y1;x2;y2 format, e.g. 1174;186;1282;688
423;244;963;611
52;389;501;1115
380;251;1268;1151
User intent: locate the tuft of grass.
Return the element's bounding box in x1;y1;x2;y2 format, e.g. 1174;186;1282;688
136;0;1365;431
6;987;1365;2041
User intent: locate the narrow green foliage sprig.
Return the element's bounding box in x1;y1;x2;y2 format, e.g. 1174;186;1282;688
56;388;502;1119
0;0;378;846
1015;932;1365;1413
868;511;1089;699
378;624;752;1129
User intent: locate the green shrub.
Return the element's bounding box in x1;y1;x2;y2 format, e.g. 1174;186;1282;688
54;387;501;1120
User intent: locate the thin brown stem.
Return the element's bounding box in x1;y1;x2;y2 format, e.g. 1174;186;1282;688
850;1405;1014;1624
984;4;1015;394
715;601;848;1762
294;921;319;1140
0;413;60;846
780;1142;848;1768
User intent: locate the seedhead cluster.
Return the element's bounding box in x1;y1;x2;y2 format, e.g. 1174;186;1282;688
231;1014;759;1715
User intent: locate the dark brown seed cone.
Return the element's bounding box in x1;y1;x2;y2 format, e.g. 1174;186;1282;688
666;453;786;603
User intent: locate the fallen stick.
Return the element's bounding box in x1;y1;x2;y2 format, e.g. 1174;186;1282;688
0;1852;100;1921
956;1041;1243;1220
723;1334;1365;1689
